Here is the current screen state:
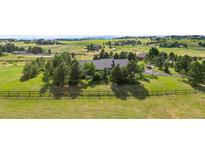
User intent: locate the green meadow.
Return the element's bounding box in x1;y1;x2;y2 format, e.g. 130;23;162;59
0;94;205;118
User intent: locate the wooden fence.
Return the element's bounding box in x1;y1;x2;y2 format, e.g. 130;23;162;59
0;89;203;99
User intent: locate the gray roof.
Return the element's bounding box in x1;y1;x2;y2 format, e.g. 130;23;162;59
79;58;129;70
12;51;27;54
137;53;147;59
114;59;129;67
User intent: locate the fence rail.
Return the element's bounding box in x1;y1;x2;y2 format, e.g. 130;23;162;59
0;89;203;99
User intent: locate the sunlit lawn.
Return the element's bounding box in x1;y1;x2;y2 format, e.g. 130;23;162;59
0;94;205;118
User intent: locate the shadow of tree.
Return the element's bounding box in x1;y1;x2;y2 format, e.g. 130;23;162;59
182;80;205;92
111;83;149;100
149;74;158;79
39;80;149;100
54;86;82;99
39;83;50;93
191;84;205;92
141;78;150;83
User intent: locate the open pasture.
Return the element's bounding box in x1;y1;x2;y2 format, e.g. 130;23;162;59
0;94;205;118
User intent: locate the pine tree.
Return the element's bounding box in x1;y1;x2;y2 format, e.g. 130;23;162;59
43;62;53;84
53;62;69;87
69;59;81;85
111;64;123;85
188;61;204;85
126;61;138;84
164;62;170;74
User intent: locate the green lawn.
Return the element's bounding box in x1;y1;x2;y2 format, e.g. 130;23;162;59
0;94;205;118
0;53;37;60
141;76;193;91
0;64;45;91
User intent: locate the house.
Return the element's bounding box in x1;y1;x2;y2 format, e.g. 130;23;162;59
79;58;129;70
12;51;27;55
137;53;147;60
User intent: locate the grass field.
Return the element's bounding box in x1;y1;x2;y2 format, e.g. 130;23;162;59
0;63;45;91
0;94;205;118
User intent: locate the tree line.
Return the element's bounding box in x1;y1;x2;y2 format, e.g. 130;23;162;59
36;39;64;45
93;49;137;61
147;47;205;85
159;42;188;48
106;40;142;47
0;43;51;55
0;43;25;53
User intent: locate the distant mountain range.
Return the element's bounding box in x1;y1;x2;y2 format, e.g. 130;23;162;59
1;35;205;40
0;35;123;40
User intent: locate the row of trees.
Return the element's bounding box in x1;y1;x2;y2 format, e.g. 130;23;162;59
159;42;188;48
147;47;205;85
36;39;64;45
21;52;144;87
106;40;142;46
43;52;81;87
0;43;25;53
0;43;48;55
93;49;137;61
147;47;196;73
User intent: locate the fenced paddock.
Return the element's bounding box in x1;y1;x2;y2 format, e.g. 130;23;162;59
0;89;203;99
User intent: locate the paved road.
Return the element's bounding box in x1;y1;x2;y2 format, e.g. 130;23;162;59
144;69;181;77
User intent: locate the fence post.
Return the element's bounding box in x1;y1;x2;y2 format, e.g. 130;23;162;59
29;91;31;97
185;90;186;95
8;91;10;97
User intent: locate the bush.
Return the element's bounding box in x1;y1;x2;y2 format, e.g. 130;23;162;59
27;46;44;54
21;58;45;81
0;43;25;53
93;71;103;81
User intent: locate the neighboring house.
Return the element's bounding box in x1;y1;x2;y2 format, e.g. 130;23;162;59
137;53;147;60
79;58;129;70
